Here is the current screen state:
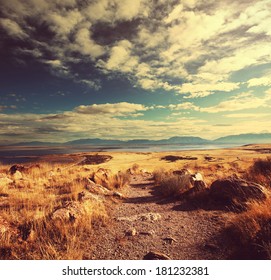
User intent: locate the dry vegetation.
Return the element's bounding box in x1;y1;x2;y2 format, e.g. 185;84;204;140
153;156;271;259
1;149;271;260
153;168;193;196
226;157;271;259
0;162;129;259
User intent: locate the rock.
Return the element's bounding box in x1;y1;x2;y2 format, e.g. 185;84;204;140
204;243;219;251
13;171;23;180
117;212;161;222
77;191;102;202
173;169;191;176
173;172;207;196
163;236;177;244
85;180;111;195
143;251;170;260
126;228;137;236
51;201;85;223
112;191;124;199
209;176;266;206
140;212;161;221
127;168;135;175
139;230;155;236
9;164;26;175
191;172;204;182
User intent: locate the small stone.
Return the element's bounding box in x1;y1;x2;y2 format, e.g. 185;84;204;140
126;228;137;236
139;230;155;236
163;236;177;244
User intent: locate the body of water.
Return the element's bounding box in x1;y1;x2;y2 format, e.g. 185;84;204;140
0;143;240;164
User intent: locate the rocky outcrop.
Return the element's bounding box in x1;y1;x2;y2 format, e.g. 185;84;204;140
209;176;266;206
92;168;113;189
85;179;124;198
51;201;85;223
173;171;207;195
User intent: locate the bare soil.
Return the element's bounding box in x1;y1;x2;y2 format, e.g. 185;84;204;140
86;173;232;260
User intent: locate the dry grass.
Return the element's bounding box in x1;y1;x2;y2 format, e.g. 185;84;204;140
244;157;271;187
153;169;193;196
226;195;271;259
0;162;128;259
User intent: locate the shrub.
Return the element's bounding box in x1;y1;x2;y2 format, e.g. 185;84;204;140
153;169;192;196
226;196;271;259
244;157;271;187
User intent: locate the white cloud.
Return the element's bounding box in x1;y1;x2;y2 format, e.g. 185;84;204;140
74;102;148;116
224;113;271;118
74;28;105;58
179;82;240;98
247;76;271;87
164;4;183;24
104;40;138;72
46;10;83;36
2;0;271;101
201;92;271;113
168;102;200;111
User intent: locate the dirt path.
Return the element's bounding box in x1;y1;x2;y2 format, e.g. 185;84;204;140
86;173;231;260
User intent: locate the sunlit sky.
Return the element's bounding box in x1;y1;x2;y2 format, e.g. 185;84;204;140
1;0;271;143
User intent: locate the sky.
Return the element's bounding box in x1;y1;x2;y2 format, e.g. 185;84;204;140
1;0;271;143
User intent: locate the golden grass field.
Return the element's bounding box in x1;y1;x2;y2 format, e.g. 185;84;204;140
0;144;271;259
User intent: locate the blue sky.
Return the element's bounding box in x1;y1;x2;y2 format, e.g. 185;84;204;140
1;0;271;143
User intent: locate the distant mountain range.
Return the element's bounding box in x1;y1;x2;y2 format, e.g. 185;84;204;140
6;133;271;146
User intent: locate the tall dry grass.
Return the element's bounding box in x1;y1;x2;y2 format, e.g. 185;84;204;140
227;195;271;259
0;162;127;259
153;168;193;196
244;157;271;187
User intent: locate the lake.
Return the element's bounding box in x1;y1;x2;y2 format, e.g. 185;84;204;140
0;143;239;164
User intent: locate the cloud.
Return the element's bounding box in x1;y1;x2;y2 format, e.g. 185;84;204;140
201;92;271;113
74;27;105;58
224;113;271;118
0;18;27;39
179;82;240;98
247;75;271;87
74;102;148;116
168;102;200;111
46;10;83;36
0;105;17;111
2;0;271;100
103;40;139;72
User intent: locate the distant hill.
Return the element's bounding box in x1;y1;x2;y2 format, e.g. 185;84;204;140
214;133;271;144
66;138;123;145
8;141;60;146
5;133;271;146
157;136;210;144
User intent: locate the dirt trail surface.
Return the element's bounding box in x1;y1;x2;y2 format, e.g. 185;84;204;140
87;173;231;260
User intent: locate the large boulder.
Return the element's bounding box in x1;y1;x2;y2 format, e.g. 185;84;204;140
209;176;266;206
